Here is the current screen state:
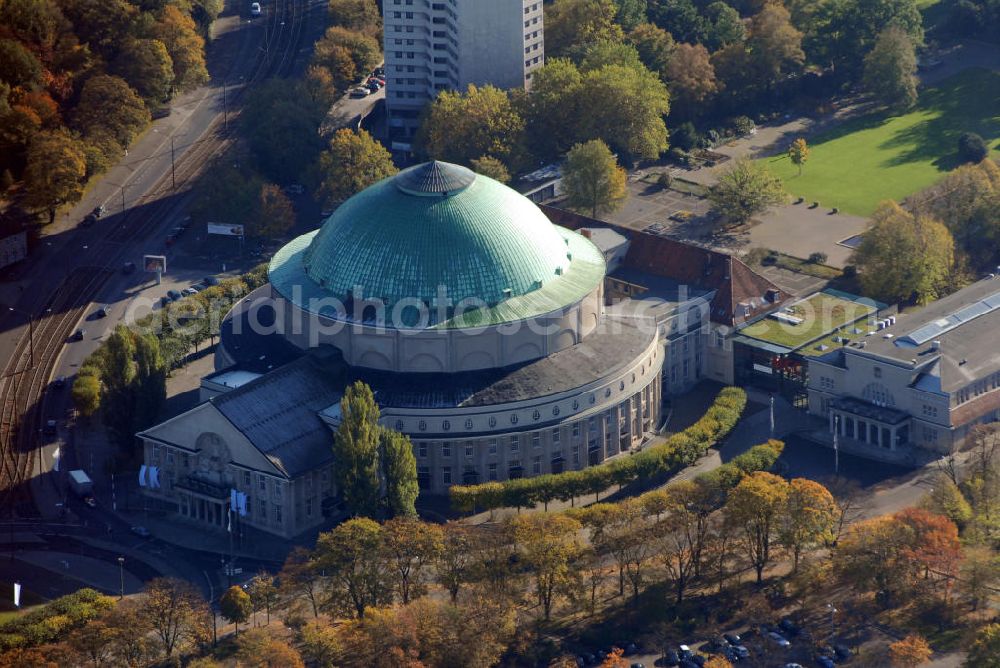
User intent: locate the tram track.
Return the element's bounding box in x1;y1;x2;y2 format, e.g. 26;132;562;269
0;0;312;513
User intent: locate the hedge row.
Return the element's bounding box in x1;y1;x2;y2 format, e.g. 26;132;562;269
565;439;786;524
0;588;115;651
449;386;748;513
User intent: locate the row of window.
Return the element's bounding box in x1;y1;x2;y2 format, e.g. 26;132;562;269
955;370;1000;405
421;448;584;486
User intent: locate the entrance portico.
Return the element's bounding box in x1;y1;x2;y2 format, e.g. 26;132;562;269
829;397;910;451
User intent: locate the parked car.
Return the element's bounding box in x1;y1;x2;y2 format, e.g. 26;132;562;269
832;645;851;662
662;650;679;666
44;419;57;435
285;183;305;195
203;275;219;286
53;376;65;389
160;296;171;307
249;2;261;16
678;645;693;659
130;525;151;538
779;618;801;636
91;205;105;218
182;287;199;296
366;81;380;93
71;329;85;341
768;632;791;649
816;656;836;668
94;305;109;318
350;86;370;98
630;664;645;668
732;646;750;659
83;496;97;508
723;633;742;646
373;66;385;77
122;261;135;274
81;213;97;227
167;289;182;301
785;664;804;668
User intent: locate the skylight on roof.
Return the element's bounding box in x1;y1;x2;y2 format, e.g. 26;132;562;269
897;288;1000;347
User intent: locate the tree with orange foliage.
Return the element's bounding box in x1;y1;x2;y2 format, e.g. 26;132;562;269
724;471;789;583
780;478;838;571
894;508;963;599
889;634;933;667
600;647;627;668
705;657;733;668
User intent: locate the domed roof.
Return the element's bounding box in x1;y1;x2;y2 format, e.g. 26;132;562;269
300;161;573;310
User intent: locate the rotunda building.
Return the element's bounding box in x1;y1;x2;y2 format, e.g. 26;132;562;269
260;161;664;492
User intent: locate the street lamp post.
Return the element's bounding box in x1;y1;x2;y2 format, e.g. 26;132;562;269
117;556;125;599
7;307;34;368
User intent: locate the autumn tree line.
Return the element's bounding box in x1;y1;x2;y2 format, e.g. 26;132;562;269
71;264;269;460
0;0;217;223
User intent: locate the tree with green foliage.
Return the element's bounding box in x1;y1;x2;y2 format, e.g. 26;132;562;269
132;332;167;431
315;128;397;208
415;84;525;167
115;39;174;103
219;586;252;636
965;624;1000;668
708;157;786;226
328;0;381;33
191;160;264;228
23;130;87;224
562;139;627;219
314;517;391;618
863;26;918;110
853;200;955;305
379;428;419;518
241;79;326;183
520;58;584;160
245;572;278;626
613;0;648;31
628;22;675;78
579;39;644;72
544;0;623;58
577;62;670;161
648;0;706;44
704;1;745;51
470;155;511;183
817;0;924;76
746;1;805;91
957;132;989;164
74;75;150;149
332;381;383;518
313;26;381;85
71;372;101;418
0;37;44;88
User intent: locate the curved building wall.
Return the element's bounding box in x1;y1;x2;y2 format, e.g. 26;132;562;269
274;282;605;373
366;331;663;494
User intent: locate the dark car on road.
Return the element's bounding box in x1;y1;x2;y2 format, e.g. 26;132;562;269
71;329;85;341
167;289;182;301
94;305;109;318
130;525;151;538
723;633;742;646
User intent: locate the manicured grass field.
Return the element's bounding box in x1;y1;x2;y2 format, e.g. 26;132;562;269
741;292;875;350
763;68;1000;216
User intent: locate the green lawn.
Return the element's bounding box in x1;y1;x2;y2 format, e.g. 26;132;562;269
741;292;875;350
763;68;1000;216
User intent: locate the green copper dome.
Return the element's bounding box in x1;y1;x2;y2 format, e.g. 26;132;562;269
299;162;573;309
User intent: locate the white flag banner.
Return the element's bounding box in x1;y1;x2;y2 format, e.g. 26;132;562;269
52;447;60;472
149;466;160;489
13;582;21;608
138;465;148;487
227;507;232;533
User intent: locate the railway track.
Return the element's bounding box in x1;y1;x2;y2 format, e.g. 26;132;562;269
0;0;311;513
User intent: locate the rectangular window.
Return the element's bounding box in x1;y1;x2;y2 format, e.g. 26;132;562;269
417;466;430;489
442;442;451;457
442;466;451;484
511;435;519;452
259;499;267;518
489;438;498;455
167;451;175;466
183;454;189;469
259;475;267;492
532;433;541;448
273;483;282;500
552;428;560;444
532;455;541;474
489;463;498;481
572;423;580;438
465;444;473;458
418;442;427;458
274;504;282;524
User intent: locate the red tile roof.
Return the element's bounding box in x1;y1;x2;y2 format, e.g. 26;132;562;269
540;205;788;326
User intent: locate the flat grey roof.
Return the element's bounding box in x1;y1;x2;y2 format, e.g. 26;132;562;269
854;278;1000;392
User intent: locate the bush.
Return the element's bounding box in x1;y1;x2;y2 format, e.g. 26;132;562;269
732;116;756;136
672;122;701;152
657;172;673;189
807;252;828;264
843;264;857;279
957;132;989;163
450;387;748;512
